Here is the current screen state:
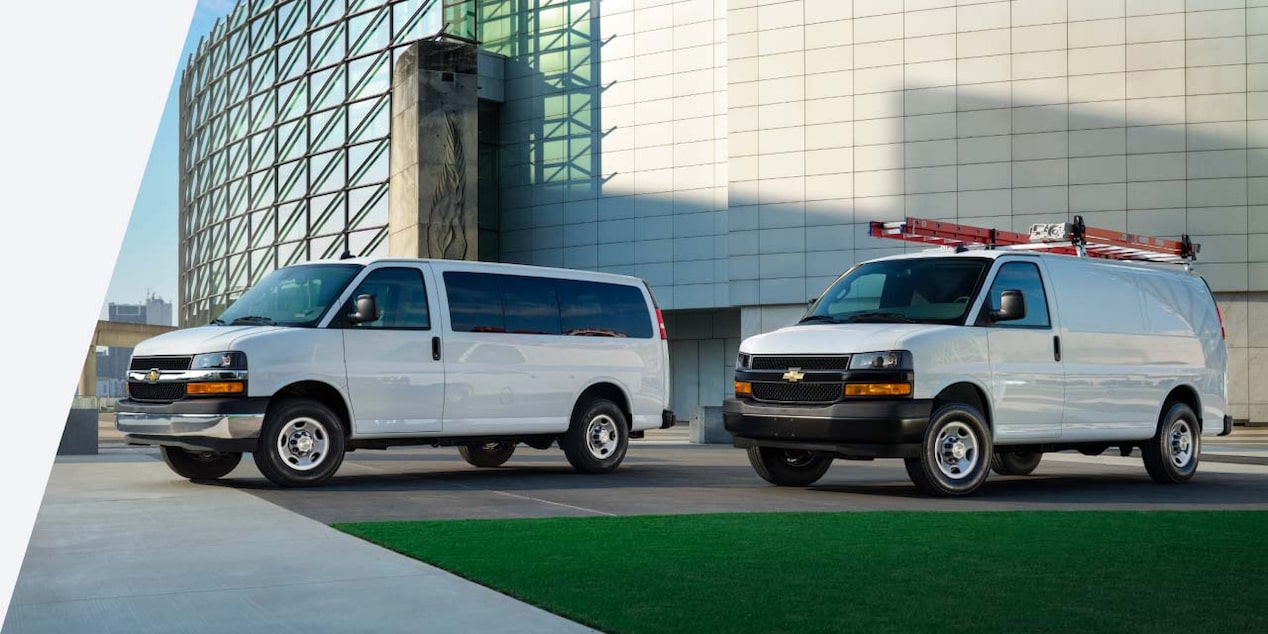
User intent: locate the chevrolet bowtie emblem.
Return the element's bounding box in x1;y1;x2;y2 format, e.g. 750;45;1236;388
782;369;805;382
145;369;161;383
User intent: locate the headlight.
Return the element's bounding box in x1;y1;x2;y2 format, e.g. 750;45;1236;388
192;351;247;370
736;353;751;369
849;350;912;370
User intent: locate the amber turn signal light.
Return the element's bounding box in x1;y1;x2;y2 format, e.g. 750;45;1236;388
734;380;752;396
186;381;245;395
843;383;911;397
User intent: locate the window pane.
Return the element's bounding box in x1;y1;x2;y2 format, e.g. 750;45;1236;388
347;267;430;329
557;280;652;338
988;262;1050;328
444;271;506;333
503;276;561;335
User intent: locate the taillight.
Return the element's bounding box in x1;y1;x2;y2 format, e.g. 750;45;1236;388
656;308;667;340
1216;305;1226;340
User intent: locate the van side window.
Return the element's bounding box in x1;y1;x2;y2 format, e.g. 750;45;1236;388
986;262;1050;328
503;276;562;335
556;279;654;338
445;272;507;333
345;267;431;330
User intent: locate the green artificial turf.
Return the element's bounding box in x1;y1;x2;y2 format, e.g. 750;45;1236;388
335;512;1268;633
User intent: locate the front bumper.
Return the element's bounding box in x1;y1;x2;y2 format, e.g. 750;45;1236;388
723;397;933;458
116;397;269;450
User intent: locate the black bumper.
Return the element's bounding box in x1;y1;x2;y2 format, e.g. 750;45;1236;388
1220;414;1233;436
723;398;933;458
115;397;271;415
661;409;676;429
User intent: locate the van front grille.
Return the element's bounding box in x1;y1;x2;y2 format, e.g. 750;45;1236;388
130;356;193;371
751;356;850;371
751;382;843;404
128;383;187;402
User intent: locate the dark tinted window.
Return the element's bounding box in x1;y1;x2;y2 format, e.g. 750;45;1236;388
344;267;431;329
986;261;1050;328
557;279;653;338
805;258;989;325
445;272;506;333
503;276;562;335
443;272;653;338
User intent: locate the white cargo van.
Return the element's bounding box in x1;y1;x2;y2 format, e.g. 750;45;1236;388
725;217;1230;496
117;258;674;487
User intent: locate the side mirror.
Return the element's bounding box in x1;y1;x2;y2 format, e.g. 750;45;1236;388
990;289;1026;322
348;294;380;324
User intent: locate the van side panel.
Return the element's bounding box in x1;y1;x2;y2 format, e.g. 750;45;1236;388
1139;272;1227;434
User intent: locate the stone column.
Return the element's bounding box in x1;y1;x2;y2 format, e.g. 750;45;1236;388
389;40;480;260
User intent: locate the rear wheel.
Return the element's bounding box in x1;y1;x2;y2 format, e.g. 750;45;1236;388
1141;402;1200;483
990;450;1042;476
160;446;241;480
746;446;832;486
459;441;516;467
905;403;993;496
560;399;629;473
253;398;346;487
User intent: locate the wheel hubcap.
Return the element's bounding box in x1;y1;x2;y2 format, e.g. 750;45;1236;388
586;415;619;460
276;417;329;472
782;450;815;467
934;422;979;480
1169;420;1195;468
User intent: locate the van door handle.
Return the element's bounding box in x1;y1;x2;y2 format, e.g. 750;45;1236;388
432;336;441;361
1053;335;1061;362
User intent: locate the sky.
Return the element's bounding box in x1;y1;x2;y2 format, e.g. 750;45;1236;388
102;0;237;323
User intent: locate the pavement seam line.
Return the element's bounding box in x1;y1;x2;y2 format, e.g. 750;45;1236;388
488;490;617;516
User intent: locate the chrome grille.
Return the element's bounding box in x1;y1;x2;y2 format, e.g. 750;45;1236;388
751;355;850;371
751;382;843;404
128;383;187;402
130;356;192;371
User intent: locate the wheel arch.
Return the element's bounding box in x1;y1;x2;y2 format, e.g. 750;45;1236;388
931;381;993;432
571;380;633;429
270;380;353;437
1162;384;1202;430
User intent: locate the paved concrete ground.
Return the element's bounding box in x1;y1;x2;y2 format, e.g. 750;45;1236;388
11;425;1267;634
3;454;592;634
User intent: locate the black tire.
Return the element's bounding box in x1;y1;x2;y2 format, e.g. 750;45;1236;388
1141;402;1200;484
459;441;516;467
746;446;832;487
252;398;346;487
990;450;1042;476
160;446;241;480
904;403;993;496
560;399;629;473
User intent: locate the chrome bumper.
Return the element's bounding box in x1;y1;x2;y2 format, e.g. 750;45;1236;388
116;412;264;440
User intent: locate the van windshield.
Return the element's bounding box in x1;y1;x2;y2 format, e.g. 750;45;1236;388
802;257;990;325
212;264;362;327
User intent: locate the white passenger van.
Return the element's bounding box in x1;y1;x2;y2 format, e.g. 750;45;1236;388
725;217;1230;496
116;258;674;487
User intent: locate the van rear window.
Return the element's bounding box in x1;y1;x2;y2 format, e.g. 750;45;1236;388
443;272;654;338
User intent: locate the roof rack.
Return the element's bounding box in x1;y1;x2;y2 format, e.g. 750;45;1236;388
868;216;1199;268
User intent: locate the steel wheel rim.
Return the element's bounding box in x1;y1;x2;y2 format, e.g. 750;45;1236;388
934;421;979;480
480;441;505;453
782;450;815;467
1168;420;1195;468
586;414;619;460
276;416;329;472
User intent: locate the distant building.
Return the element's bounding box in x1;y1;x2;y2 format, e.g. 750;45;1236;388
108;292;173;327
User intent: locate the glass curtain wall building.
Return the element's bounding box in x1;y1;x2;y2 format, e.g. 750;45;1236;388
178;0;476;326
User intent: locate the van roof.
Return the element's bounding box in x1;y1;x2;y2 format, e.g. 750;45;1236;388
283;256;650;286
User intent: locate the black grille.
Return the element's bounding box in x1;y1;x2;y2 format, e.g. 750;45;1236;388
751;356;850;371
130;356;192;371
752;382;843;404
128;382;187;402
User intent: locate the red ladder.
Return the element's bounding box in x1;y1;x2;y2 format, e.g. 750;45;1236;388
868;216;1198;265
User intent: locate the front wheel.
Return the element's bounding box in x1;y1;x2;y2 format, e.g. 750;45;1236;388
990;450;1042;476
160;446;241;480
560;399;629;473
746;446;832;487
459;441;516;467
253;398;346;487
905;403;993;496
1141;402;1200;483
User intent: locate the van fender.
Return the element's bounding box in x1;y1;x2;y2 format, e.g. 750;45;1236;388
568;377;638;428
264;375;357;436
922;378;996;432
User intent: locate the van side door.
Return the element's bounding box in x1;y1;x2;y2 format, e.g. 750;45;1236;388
978;258;1065;442
338;264;444;435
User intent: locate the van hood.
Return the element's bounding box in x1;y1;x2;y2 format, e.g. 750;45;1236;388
132;325;285;356
741;323;949;355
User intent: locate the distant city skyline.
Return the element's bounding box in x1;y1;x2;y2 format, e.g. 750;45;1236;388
101;0;228;320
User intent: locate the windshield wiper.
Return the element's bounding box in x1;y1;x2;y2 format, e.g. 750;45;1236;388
797;314;842;325
229;315;277;326
209;318;226;326
840;312;916;324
